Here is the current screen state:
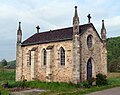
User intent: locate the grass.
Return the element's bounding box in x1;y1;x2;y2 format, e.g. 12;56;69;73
108;72;120;78
0;69;15;82
0;70;120;95
8;77;120;95
39;77;120;95
0;69;15;94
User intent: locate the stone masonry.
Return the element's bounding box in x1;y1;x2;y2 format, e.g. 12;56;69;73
16;6;107;83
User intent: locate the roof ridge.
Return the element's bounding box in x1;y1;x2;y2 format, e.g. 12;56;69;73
37;23;92;34
22;23;93;46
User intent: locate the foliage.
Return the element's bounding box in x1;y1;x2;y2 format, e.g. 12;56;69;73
10;81;77;92
0;60;16;69
7;60;16;69
19;77;120;95
96;73;108;85
0;69;120;95
107;36;120;72
0;88;11;95
108;57;120;72
81;81;91;88
0;59;7;68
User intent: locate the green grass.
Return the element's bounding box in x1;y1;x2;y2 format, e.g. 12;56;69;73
8;77;120;95
10;81;77;92
0;69;15;80
0;69;15;83
39;77;120;95
0;69;15;94
0;70;120;95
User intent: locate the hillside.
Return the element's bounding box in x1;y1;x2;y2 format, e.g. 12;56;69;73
7;60;16;69
107;36;120;72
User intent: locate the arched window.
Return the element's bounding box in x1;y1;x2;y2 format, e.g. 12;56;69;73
59;47;65;65
42;48;47;65
87;35;92;49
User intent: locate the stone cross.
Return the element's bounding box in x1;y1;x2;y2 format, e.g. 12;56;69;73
87;14;91;23
36;25;40;33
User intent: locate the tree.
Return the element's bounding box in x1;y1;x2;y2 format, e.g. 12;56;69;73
108;57;120;72
0;59;7;67
107;36;120;72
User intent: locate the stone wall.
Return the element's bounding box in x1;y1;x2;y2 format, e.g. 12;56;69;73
80;27;107;81
16;44;23;81
16;27;107;83
19;40;73;82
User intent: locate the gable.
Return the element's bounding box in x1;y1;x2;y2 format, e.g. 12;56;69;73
90;24;103;43
22;23;102;46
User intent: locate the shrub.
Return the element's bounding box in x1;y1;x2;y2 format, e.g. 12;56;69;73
96;73;108;85
78;81;91;88
82;81;91;88
88;77;96;86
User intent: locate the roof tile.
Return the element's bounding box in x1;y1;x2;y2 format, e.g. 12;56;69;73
22;23;93;46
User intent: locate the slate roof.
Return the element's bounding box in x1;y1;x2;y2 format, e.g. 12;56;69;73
22;23;101;46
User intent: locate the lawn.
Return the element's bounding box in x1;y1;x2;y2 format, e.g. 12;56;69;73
0;69;120;95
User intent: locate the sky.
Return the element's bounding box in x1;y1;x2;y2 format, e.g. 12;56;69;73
0;0;120;61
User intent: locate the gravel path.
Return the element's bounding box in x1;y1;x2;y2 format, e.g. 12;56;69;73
85;87;120;95
11;89;45;95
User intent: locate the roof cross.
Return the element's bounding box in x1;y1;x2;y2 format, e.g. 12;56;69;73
87;14;91;23
36;25;40;33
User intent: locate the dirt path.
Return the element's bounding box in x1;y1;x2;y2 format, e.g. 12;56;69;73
11;89;45;95
85;87;120;95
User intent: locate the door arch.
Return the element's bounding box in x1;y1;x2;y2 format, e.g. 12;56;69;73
87;58;92;81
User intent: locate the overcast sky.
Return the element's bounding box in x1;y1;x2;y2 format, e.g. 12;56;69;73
0;0;120;61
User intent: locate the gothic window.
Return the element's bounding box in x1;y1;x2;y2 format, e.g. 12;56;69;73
59;47;65;65
87;35;92;49
42;48;47;66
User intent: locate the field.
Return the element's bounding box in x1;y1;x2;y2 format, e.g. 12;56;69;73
0;69;120;95
0;69;15;82
108;72;120;78
0;69;15;94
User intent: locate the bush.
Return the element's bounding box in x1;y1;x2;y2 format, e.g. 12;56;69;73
77;81;91;88
83;81;91;88
96;73;108;85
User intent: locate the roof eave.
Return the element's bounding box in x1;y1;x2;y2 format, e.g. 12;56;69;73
21;38;72;47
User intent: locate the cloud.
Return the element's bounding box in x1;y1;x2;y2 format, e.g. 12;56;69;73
0;0;120;61
105;16;120;37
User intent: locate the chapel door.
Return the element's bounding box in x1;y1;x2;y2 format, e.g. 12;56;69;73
87;59;92;81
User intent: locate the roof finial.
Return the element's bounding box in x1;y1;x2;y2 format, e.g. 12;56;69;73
73;6;79;25
102;20;105;29
87;14;91;23
36;25;40;33
74;6;78;17
18;22;21;31
17;22;22;43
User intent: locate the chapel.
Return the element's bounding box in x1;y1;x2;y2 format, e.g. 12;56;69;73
16;6;107;83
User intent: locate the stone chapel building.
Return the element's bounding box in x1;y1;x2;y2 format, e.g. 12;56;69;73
16;6;107;83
